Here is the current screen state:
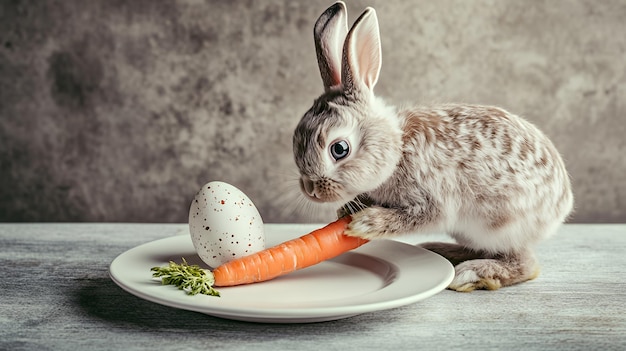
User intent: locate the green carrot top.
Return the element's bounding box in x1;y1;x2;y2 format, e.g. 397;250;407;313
151;258;220;297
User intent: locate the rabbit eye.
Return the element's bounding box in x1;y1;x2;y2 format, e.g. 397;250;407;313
330;140;350;161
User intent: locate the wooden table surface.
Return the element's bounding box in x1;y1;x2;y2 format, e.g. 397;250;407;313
1;223;625;350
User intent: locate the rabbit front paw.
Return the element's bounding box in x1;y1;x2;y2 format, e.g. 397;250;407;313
344;207;392;240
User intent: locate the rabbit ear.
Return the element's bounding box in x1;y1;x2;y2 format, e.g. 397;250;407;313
314;1;349;91
341;7;382;93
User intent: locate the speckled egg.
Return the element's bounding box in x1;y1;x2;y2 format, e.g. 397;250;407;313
189;181;265;268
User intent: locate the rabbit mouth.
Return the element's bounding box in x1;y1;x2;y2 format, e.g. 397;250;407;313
299;176;346;203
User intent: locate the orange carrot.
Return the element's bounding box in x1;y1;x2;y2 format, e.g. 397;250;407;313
151;216;369;296
214;216;368;287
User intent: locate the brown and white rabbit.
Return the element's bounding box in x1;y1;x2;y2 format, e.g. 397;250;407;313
292;2;573;292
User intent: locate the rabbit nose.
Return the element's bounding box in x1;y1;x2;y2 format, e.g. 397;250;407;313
300;176;317;198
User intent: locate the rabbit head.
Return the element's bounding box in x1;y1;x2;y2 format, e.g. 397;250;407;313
293;2;403;204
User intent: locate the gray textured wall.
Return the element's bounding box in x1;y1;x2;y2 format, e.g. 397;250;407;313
1;0;625;223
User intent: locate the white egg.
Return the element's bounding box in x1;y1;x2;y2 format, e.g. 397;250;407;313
189;181;265;268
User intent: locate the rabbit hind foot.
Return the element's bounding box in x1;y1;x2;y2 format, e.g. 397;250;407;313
419;242;540;292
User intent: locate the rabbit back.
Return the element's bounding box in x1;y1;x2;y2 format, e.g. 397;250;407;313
369;103;573;253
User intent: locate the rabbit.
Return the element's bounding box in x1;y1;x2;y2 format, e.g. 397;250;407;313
292;1;574;292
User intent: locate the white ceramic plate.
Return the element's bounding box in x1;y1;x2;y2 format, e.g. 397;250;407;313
109;225;454;323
